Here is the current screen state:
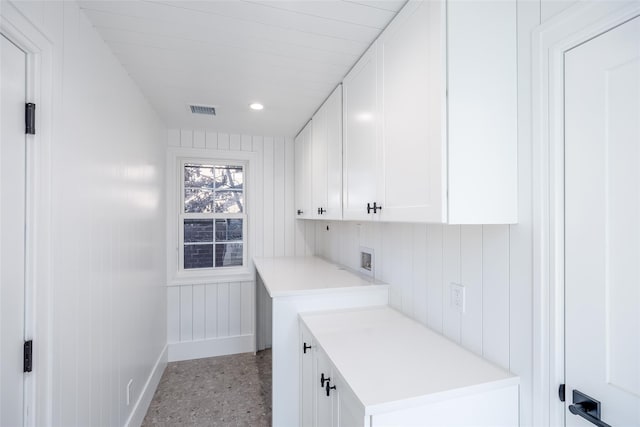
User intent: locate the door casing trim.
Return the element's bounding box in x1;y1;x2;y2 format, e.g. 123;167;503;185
0;3;54;426
532;2;640;425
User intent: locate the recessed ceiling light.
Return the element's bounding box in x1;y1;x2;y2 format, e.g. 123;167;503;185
249;103;264;111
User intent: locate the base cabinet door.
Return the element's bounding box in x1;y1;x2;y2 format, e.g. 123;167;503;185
300;325;315;427
334;372;367;427
315;348;335;427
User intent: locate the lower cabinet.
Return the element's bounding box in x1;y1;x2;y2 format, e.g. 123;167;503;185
299;307;520;427
301;323;366;427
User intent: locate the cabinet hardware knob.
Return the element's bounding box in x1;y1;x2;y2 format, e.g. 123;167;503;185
320;373;330;387
297;209;303;215
303;343;312;354
373;202;382;213
325;382;337;397
367;202;372;214
318;207;326;215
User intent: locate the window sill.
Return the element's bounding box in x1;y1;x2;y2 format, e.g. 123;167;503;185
167;269;255;286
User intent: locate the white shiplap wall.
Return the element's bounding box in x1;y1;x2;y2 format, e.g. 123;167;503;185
7;2;168;426
166;129;311;361
314;221;530;421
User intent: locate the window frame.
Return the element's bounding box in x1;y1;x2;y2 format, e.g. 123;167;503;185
179;160;247;271
167;147;257;285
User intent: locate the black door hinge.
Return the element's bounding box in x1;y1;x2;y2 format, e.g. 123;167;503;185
559;384;565;402
24;340;33;373
25;103;36;135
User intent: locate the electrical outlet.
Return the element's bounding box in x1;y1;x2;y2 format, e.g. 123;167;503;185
126;379;133;406
450;283;465;313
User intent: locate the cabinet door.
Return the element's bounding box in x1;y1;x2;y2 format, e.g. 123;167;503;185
333;371;367;427
295;121;313;219
311;98;328;219
343;43;380;221
324;85;343;220
300;325;315;427
377;0;446;223
314;348;334;427
311;85;343;220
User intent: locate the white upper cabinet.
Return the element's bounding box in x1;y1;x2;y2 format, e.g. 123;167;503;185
342;0;518;224
311;85;343;220
377;0;446;223
342;45;380;221
294;121;313;219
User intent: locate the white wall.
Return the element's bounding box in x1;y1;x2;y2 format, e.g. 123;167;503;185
7;1;167;426
165;129;309;361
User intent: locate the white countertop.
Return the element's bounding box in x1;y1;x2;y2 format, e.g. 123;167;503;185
300;306;519;415
254;256;387;298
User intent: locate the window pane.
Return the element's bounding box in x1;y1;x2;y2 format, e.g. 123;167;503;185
215;243;243;267
214;165;243;191
184;219;214;243
185;164;215;188
184;244;214;269
184;187;214;214
184;165;215;213
215;191;243;213
215;219;243;242
214;165;243;213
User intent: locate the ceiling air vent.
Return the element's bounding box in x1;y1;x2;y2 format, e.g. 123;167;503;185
189;105;216;116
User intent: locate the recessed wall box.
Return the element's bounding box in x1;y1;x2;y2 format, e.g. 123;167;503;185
359;247;374;278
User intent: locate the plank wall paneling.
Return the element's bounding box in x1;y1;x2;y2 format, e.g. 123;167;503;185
166;129;307;362
7;2;168;426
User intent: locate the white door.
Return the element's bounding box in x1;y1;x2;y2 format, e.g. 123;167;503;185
0;33;28;427
565;16;640;426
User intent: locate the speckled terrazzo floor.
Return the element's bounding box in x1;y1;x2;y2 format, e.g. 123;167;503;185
142;350;272;427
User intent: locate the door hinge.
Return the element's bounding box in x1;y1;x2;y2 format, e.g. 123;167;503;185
24;340;33;373
559;383;565;402
25;103;36;135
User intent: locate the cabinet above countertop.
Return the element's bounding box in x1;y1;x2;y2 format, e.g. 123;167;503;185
254;256;388;298
295;0;518;225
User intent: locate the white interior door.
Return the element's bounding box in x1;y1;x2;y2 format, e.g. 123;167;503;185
0;33;28;427
565;16;640;427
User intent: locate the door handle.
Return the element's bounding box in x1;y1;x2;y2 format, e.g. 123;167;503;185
568;390;611;427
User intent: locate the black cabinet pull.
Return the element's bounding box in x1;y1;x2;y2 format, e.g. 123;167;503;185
297;209;303;215
303;343;311;354
320;373;330;387
367;202;383;214
317;207;326;215
568;390;611;427
325;381;337;397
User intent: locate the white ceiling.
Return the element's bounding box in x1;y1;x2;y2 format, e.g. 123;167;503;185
79;0;406;136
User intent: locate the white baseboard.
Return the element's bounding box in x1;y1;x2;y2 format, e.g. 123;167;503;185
168;334;255;362
125;345;168;427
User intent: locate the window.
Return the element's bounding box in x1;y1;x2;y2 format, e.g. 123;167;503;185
180;161;247;271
